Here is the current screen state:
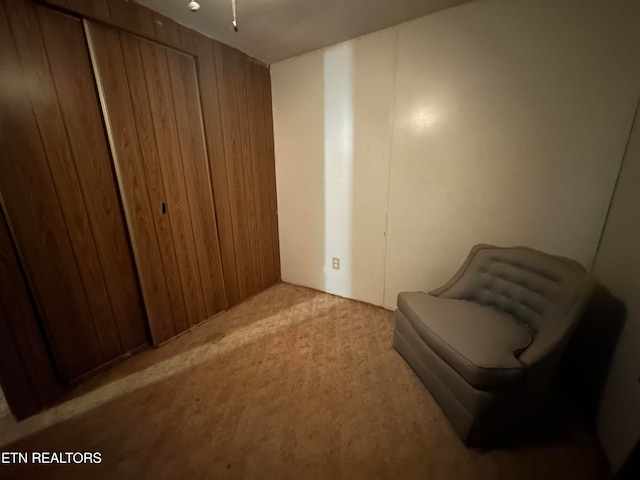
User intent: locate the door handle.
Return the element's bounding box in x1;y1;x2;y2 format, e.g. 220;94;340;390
162;202;166;214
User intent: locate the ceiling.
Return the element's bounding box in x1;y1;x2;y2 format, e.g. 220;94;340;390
136;0;469;64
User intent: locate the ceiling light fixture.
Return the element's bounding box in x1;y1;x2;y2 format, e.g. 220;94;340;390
232;0;238;32
187;0;238;32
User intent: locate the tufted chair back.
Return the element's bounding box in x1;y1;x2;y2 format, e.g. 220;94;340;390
430;244;595;373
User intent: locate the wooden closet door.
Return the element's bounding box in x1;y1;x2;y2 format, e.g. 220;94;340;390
86;21;227;345
0;2;148;382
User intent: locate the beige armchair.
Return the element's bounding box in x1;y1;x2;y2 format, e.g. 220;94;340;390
393;244;595;446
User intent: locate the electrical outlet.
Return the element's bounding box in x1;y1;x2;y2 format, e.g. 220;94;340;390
332;257;340;270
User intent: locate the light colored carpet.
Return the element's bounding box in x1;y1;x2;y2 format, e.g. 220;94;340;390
0;283;608;479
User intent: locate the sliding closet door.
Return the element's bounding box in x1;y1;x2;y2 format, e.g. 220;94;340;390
0;2;148;382
87;21;227;345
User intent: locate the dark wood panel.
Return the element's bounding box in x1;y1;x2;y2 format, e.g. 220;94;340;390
260;65;282;282
214;42;257;301
0;210;63;418
152;13;181;49
139;38;207;330
194;34;241;306
25;8;121;361
90;22;226;340
0;303;39;419
245;60;277;288
87;20;177;345
40;0;110;21
42;0;194;55
166;49;228;319
1;2;148;385
38;6;147;353
41;0;281;308
234;51;263;295
106;0;155;39
0;1;105;381
1;0;278;419
178;25;196;54
118;31;189;338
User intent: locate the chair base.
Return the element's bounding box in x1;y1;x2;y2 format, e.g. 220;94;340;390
393;310;541;447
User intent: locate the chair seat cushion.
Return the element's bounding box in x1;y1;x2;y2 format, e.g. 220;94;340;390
397;292;532;389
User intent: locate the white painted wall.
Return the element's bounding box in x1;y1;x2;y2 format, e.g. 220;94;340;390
592;104;640;472
383;0;640;307
272;28;397;305
273;0;640;310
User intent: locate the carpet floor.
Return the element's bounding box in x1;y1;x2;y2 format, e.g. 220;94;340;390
0;283;608;479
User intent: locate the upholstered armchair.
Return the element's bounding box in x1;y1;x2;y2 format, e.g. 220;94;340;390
393;244;595;446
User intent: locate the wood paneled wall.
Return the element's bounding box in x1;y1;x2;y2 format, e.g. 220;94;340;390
0;1;148;383
41;0;281;307
208;42;281;303
201;43;281;305
87;22;227;344
0;0;279;418
0;210;62;419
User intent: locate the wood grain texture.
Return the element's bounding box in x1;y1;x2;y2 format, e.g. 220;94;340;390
89;22;226;340
211;43;281;299
0;302;40;419
0;210;63;418
106;0;155;39
178;25;196;54
214;43;257;301
118;32;189;338
33;9;122;361
234;51;263;295
0;2;148;385
245;60;277;288
38;7;148;354
87;20;177;345
0;0;277;418
43;0;281;307
260;65;282;283
40;0;110;21
152;13;181;49
194;34;241;306
167;49;228;319
139;39;207;330
0;1;105;381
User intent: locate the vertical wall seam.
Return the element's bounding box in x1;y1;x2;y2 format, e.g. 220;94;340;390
163;47;208;321
13;11;106;366
85;21;153;344
53;17;124;354
381;26;401;309
590;93;640;273
232;50;257;295
241;58;265;289
191;44;230;310
214;45;243;303
135;37;183;337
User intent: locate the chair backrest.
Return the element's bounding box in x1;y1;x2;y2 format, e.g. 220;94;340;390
430;244;594;369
